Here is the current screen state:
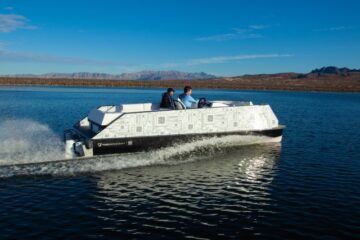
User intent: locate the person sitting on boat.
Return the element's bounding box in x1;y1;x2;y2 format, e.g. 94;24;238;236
178;86;198;108
160;88;175;109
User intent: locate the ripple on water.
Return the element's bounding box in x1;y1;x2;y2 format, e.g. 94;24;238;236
84;144;282;238
1;88;360;239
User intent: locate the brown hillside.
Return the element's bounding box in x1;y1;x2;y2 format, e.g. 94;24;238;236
0;72;360;92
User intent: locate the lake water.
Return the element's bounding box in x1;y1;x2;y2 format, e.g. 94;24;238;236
0;86;359;239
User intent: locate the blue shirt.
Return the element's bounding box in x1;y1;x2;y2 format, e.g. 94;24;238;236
179;93;198;108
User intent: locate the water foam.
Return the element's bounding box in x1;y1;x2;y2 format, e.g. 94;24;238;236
0;119;64;166
0;133;274;178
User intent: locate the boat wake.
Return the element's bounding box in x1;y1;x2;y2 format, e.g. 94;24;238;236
0;119;279;178
0;119;64;166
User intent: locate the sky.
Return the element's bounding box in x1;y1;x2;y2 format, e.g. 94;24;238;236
0;0;359;76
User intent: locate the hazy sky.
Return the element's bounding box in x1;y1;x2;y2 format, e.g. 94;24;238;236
0;0;359;76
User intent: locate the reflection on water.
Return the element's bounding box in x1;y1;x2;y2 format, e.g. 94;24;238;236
237;148;279;183
93;144;281;238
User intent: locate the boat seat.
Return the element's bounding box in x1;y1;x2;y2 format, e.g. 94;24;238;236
174;99;186;110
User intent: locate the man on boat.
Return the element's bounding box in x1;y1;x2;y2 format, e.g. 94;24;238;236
179;86;198;108
160;88;175;109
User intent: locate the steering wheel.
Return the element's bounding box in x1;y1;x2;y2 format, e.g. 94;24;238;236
198;97;207;108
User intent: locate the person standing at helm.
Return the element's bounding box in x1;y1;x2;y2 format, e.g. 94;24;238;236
179;86;198;108
160;88;175;109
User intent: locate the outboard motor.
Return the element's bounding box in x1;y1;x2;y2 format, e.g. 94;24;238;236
64;130;77;159
64;129;93;158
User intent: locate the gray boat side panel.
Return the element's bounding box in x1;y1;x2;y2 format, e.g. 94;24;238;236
93;105;279;140
92;127;283;155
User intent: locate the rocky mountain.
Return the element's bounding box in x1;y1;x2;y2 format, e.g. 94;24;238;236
2;66;359;92
229;66;360;79
310;66;360;75
117;71;215;80
5;70;216;80
3;66;359;82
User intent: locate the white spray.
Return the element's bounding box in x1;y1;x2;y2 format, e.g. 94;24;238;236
0;124;276;178
0;119;64;165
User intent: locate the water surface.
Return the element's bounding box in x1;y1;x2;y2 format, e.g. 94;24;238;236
0;86;359;239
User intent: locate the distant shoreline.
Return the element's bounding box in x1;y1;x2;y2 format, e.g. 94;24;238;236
0;76;359;92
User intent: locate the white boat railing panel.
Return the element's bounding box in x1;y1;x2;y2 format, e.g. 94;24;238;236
93;104;279;139
88;101;255;128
